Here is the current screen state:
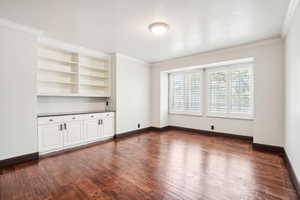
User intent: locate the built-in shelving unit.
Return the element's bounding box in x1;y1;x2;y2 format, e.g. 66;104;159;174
37;38;111;97
78;54;110;96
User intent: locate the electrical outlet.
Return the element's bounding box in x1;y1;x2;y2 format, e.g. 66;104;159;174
211;125;214;130
138;123;141;128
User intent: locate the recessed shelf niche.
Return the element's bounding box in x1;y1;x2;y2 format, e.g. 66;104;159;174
37;38;111;97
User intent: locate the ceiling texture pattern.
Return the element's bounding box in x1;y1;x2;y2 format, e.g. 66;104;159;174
0;0;290;62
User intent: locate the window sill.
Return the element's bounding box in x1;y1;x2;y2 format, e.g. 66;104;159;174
169;112;202;117
168;112;254;120
206;114;254;121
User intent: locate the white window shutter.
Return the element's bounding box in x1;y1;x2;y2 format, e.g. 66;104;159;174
207;70;228;114
206;63;254;119
189;73;202;112
230;66;253;115
169;70;202;115
172;73;185;111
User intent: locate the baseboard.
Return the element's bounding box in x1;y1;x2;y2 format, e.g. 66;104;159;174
166;125;253;141
252;143;284;155
115;126;171;138
167;126;212;136
283;150;300;198
213;131;253;141
149;126;171;132
116;127;152;138
0;152;39;168
121;125;253;142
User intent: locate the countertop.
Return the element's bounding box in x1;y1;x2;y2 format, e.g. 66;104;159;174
37;110;115;118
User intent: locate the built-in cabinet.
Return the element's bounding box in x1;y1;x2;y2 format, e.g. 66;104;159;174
38;112;114;155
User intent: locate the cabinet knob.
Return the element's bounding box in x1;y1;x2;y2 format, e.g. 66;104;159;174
72;117;76;119
49;119;53;122
91;115;94;118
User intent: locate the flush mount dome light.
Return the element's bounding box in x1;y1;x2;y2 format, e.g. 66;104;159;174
149;22;169;36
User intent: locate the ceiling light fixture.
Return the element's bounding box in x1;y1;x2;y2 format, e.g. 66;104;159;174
149;22;169;36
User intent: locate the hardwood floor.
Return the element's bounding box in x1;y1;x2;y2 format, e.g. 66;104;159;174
0;129;298;200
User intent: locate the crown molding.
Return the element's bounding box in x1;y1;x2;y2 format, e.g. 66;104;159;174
282;0;300;38
0;18;43;36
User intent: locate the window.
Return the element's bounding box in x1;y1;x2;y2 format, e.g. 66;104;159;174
206;63;254;119
169;70;203;115
168;60;254;119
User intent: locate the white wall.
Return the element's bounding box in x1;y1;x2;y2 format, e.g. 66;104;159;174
114;54;151;134
151;38;284;146
160;72;169;128
284;3;300;185
0;25;38;160
37;97;106;114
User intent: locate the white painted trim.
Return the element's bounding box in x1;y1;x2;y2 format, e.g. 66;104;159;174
282;0;300;38
151;37;282;65
0;18;43;35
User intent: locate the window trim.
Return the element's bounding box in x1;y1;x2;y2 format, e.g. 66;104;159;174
205;63;254;120
168;70;204;116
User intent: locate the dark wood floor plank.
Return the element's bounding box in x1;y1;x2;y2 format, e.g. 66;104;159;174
0;130;298;200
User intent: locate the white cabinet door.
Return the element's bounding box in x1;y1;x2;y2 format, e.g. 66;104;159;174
84;119;100;142
38;123;63;152
63;121;83;147
103;117;114;137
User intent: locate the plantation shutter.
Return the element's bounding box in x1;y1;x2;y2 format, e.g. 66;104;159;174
172;73;185;111
230;65;253;115
206;63;253;118
189;73;202;111
169;70;202;115
207;70;228;113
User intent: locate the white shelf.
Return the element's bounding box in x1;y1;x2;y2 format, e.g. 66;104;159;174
38;80;77;85
39;56;78;65
81;56;108;63
78;93;110;97
38;67;78;75
80;73;108;79
80;64;108;72
80;83;106;87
